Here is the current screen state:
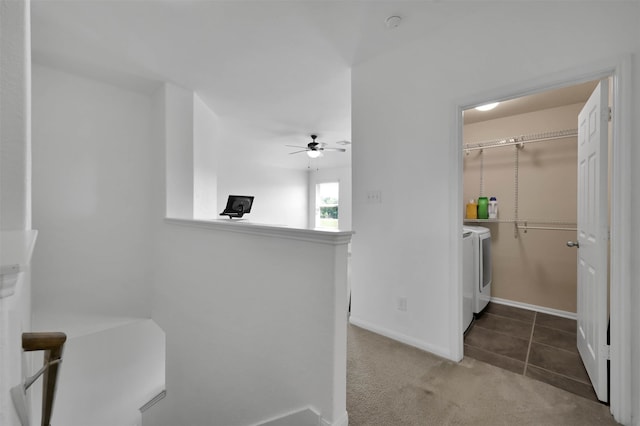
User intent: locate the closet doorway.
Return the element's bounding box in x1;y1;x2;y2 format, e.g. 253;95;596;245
461;79;609;402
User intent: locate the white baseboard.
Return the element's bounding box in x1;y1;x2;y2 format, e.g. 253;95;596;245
139;389;166;413
256;407;347;426
490;297;577;320
257;407;319;426
349;316;453;361
320;411;348;426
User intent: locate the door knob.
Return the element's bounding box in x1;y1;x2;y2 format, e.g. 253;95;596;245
566;241;580;248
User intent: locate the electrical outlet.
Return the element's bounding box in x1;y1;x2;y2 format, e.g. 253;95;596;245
397;297;407;312
366;190;382;204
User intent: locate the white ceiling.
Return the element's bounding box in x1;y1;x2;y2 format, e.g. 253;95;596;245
31;0;455;170
463;80;599;124
30;1;601;170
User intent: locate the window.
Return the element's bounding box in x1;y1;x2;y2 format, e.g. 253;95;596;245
316;182;339;229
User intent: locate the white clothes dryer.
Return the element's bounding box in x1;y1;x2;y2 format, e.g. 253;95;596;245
462;230;474;332
463;226;492;314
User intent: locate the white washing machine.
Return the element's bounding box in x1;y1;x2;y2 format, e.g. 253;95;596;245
463;226;492;314
462;230;474;333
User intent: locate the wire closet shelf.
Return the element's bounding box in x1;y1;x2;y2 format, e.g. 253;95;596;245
463;128;578;153
463;128;578;236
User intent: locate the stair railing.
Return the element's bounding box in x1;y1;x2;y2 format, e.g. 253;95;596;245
11;332;67;426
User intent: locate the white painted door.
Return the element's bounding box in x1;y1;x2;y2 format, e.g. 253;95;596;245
575;79;609;403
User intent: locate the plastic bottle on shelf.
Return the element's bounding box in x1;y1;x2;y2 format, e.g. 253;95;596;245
477;197;489;219
466;199;477;219
488;197;498;219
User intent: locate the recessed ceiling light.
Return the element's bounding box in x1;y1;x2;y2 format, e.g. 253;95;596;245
475;102;500;112
336;140;351;146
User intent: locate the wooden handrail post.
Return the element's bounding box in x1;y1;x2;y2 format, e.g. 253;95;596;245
22;332;67;426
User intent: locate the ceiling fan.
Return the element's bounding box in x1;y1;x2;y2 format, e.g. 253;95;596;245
287;135;347;158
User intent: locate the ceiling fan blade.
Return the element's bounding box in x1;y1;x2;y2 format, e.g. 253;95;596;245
284;136;343;156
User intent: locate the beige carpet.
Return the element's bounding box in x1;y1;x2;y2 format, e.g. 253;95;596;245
347;324;619;426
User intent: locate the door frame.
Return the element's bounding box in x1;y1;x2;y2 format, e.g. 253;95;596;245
450;55;632;423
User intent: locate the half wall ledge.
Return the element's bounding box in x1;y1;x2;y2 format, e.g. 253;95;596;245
165;218;354;245
0;230;38;298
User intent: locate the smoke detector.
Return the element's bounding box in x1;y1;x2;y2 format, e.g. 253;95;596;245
385;15;402;29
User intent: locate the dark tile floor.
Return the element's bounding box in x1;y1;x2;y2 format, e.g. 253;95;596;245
464;302;598;401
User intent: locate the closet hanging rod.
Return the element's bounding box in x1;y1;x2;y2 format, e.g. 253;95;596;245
464;128;578;152
516;225;577;232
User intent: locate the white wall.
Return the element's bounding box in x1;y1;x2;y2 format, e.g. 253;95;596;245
163;86;308;229
31;64;154;318
164;83;221;221
193;94;219;219
0;274;31;426
164;83;195;219
308;166;352;231
217;162;308;229
0;1;32;424
0;0;31;232
631;52;640;426
350;3;639;421
146;221;349;426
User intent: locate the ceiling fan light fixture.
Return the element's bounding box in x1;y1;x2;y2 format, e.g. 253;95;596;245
475;102;500;112
307;150;323;159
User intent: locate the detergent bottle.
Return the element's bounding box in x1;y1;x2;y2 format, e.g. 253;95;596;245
477;197;489;219
466;199;477;219
488;197;498;219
